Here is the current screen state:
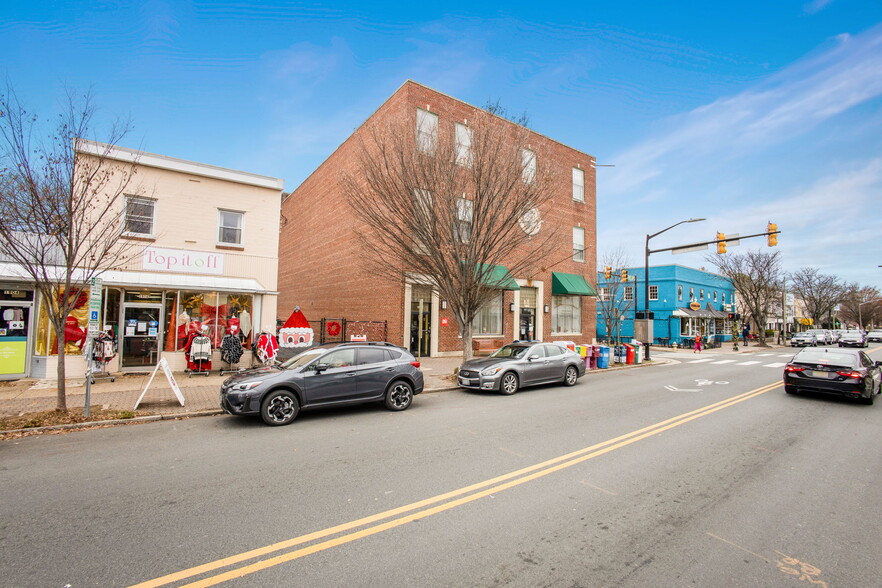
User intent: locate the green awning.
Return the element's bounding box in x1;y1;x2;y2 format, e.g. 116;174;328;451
552;272;597;296
477;263;520;290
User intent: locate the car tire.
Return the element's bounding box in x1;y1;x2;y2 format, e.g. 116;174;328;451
563;365;579;386
260;390;300;426
862;391;875;405
500;372;519;395
384;380;413;411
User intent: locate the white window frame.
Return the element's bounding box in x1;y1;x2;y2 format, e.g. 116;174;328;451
551;294;581;334
217;209;244;246
572;227;585;262
624;286;634;301
572;167;585;202
123;195;157;237
649;285;658;301
416;108;438;154
599;287;609;301
521;148;536;184
455;122;472;166
455;197;473;243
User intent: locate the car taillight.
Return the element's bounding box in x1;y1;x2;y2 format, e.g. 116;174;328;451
410;361;421;368
785;365;805;372
836;370;863;379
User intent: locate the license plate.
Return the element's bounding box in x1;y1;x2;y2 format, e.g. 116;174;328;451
808;370;830;379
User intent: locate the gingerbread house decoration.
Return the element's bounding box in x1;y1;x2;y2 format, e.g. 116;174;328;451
278;306;314;348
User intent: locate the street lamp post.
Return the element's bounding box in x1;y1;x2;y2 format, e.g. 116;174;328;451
643;218;706;361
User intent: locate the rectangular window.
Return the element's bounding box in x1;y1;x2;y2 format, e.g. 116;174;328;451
521;148;536;184
572;167;585;202
599;287;609;301
455;197;473;243
455;122;472;166
649;285;658;301
572;227;585;262
416;108;438;154
217;210;244;245
700;289;704;300
678;285;683;301
473;292;503;335
552;295;581;334
413;189;433;254
124;195;156;236
624;286;634;301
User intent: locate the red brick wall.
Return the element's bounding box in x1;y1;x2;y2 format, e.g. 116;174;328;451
279;80;597;352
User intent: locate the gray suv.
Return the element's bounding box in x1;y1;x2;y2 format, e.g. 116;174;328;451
220;341;424;426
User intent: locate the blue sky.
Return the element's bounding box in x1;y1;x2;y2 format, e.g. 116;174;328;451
3;1;881;290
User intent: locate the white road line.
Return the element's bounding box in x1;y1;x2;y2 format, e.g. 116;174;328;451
736;361;762;365
777;354;794;357
763;362;787;368
712;360;738;364
688;358;715;363
756;353;775;356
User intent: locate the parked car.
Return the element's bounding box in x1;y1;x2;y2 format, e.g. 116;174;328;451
790;332;817;347
806;329;832;345
784;347;882;404
830;329;846;343
838;330;868;348
867;330;882;343
220;341;424;426
458;342;586;395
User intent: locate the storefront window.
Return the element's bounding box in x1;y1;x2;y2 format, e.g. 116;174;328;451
104;289;120;340
473;292;502;336
552;295;581;334
35;286;90;356
170;290;253;350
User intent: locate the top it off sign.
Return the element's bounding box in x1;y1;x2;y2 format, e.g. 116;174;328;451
142;247;225;275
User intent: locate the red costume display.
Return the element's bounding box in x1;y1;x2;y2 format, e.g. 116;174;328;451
256;332;279;365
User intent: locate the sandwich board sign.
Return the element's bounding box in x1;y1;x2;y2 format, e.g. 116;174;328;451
134;357;185;409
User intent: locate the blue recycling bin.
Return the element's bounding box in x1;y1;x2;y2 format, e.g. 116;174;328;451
597;345;610;369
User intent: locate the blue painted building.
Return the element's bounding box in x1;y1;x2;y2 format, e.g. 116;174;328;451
596;264;737;345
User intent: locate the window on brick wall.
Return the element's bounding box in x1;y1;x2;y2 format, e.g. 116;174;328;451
455;197;473;243
124;195;156;237
412;188;433;253
572;227;585;262
572;167;585;202
473;292;503;335
521;148;536;184
416;108;438;154
455;122;472;166
217;209;244;245
552;295;581;334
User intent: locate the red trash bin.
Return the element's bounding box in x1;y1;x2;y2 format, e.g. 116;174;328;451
590;345;599;369
624;343;635;364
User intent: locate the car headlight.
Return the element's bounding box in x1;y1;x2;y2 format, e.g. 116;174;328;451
230;381;263;392
481;367;503;376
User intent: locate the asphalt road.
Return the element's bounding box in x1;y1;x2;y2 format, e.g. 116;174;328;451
2;346;881;587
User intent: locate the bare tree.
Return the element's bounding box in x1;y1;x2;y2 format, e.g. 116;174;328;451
706;249;782;346
593;247;635;344
0;84;140;410
838;284;881;329
788;267;845;329
343;103;557;360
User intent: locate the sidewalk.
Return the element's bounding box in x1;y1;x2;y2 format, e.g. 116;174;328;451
0;352;668;432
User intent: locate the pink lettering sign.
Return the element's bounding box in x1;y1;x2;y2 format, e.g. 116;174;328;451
142;247;225;275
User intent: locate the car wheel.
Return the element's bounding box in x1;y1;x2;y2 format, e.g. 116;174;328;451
563;365;579;386
384;380;413;411
500;372;519;395
260;390;300;426
862;390;875;405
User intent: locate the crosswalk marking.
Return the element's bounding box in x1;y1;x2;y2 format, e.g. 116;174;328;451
688;358;715;363
736;361;761;365
778;354;794;357
763;362;787;368
756;353;775;356
712;359;737;364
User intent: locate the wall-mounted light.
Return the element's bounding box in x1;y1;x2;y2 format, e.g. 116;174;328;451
509;302;516;312
544;304;550;314
441;300;447;309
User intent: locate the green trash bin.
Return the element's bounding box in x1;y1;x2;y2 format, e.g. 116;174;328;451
633;340;644;364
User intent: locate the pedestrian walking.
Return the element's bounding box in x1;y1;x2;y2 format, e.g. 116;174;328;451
742;325;750;346
693;333;702;353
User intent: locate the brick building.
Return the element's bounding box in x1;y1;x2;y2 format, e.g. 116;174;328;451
279;80;597;356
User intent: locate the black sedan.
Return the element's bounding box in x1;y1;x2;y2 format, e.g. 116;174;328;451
458;342;586;395
784;348;882;405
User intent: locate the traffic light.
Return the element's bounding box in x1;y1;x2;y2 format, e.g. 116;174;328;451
767;222;778;247
620;269;629;282
716;232;727;254
604;266;612;280
727;312;741;321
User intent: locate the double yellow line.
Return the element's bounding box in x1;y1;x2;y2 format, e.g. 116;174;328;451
132;381;781;587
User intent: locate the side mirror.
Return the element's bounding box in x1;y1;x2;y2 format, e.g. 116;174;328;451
313;363;329;373
529;354;540;361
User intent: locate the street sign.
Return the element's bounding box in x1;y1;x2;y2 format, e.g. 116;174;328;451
88;277;103;335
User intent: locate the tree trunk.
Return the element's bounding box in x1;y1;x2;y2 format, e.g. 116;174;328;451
55;328;68;411
461;323;474;361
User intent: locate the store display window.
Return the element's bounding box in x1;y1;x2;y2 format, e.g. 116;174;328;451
165;290;254;351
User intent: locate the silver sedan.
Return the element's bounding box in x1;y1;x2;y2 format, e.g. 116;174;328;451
458;342;586;395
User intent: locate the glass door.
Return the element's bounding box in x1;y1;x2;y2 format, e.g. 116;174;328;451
0;304;31;376
121;305;161;368
409;286;432;357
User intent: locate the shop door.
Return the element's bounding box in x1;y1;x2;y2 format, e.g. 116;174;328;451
0;304;31;377
519;287;537;341
409;287;432;357
121;305;161;368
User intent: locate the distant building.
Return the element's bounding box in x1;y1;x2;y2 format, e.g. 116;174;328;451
595;264;736;345
279;80;598;356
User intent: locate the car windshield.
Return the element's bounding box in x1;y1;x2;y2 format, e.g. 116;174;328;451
490;345;532;359
280;348;325;369
793;350;858;368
